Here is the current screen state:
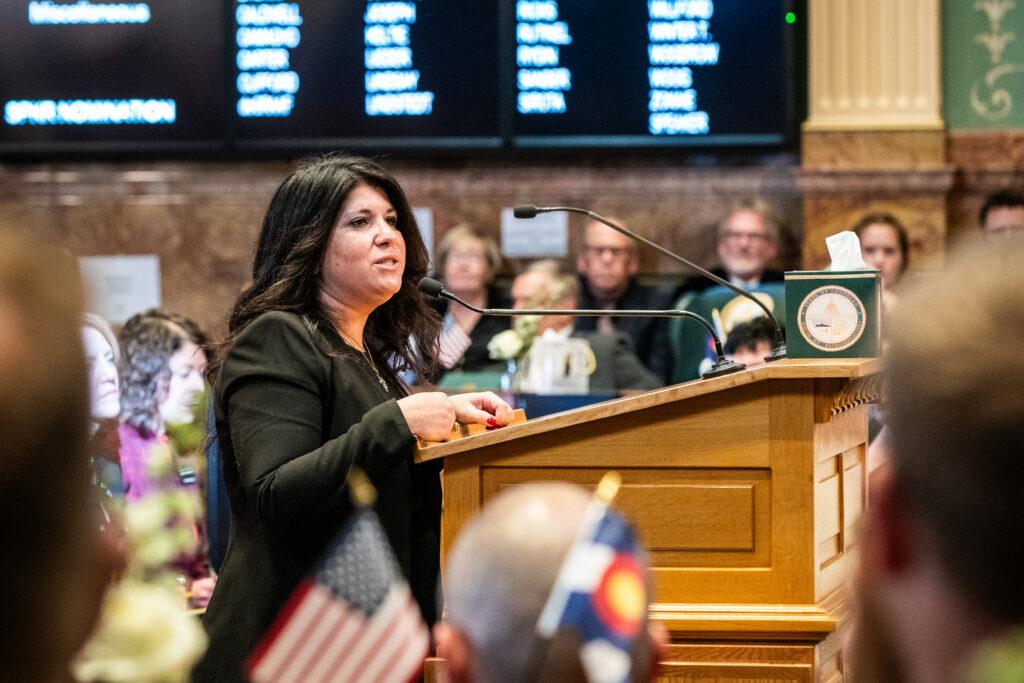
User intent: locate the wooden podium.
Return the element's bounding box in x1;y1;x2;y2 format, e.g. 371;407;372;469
417;358;880;682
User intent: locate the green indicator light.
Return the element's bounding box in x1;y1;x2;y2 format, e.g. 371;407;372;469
785;11;797;24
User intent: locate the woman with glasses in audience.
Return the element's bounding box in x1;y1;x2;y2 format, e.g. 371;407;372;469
428;224;510;382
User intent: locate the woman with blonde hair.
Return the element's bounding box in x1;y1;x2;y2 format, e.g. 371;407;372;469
430;223;510;380
82;313;124;501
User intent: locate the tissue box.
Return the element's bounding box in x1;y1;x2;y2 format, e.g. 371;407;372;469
784;270;882;358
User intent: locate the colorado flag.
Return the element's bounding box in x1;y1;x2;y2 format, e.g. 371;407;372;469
536;499;646;683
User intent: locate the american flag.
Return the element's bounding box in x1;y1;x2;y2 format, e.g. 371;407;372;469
437;316;472;369
246;510;430;683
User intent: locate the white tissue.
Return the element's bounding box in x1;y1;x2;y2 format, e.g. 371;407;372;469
825;231;870;271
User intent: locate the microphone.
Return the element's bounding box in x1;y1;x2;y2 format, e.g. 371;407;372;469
512;205;787;361
419;277;743;379
418;276;445;299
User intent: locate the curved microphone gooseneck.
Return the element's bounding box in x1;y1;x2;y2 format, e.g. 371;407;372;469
512;205;787;361
419;277;744;379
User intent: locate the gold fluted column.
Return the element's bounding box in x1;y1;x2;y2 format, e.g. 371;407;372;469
799;0;952;271
807;0;942;131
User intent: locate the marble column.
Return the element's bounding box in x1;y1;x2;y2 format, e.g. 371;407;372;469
800;0;951;270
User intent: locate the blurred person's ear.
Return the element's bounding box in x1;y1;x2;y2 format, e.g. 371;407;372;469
434;621;473;683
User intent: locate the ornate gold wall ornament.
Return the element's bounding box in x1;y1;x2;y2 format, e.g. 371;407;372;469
972;0;1023;120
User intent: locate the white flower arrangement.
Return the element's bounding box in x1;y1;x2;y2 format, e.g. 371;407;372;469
72;579;208;683
73;443;208;682
487;329;524;359
488;314;540;361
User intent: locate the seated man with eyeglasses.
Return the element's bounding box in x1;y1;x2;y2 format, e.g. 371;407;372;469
712;198;784;289
670;200;787;383
574;219;677;383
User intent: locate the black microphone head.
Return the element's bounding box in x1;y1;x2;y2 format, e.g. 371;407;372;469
417;277;447;298
513;205;539;219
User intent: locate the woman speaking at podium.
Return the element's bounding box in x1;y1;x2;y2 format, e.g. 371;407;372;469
193;155;512;682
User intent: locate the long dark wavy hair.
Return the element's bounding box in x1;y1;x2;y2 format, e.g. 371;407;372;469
120;315;188;437
208;155;440;385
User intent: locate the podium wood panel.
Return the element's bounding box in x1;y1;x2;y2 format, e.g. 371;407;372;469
423;359;877;682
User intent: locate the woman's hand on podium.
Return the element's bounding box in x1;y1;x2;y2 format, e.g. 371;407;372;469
450;391;514;429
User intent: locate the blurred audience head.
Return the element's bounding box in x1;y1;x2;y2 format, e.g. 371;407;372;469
437;482;662;683
83;313;121;426
576;219;639;303
121;313;206;435
979;189;1024;238
512;259;579;334
723;316;775;366
127;310;209;427
436;224;502;298
0;232;117;680
717;198;779;284
852;236;1024;681
852;212;910;290
132;307;211;357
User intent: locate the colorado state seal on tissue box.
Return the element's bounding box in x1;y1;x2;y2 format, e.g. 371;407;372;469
784;270;882;358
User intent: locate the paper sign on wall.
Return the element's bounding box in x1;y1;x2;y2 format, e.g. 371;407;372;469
413;207;434;264
79;255;161;325
500;208;568;257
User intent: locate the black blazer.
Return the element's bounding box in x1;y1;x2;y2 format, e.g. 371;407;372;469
193;312;440;682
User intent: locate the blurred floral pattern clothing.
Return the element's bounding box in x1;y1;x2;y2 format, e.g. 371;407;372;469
118;425;179;503
118;423;209;580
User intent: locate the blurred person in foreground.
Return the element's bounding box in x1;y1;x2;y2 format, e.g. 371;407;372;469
574;219;675;382
0;232;120;681
848;236;1024;682
436;481;665;682
512;260;662;394
429;224;510;380
193;155;512;682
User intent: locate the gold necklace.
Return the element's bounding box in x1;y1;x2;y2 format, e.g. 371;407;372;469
360;347;389;392
340;330;388;391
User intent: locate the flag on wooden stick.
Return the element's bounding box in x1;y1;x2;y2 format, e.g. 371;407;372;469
534;472;647;683
246;470;430;683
